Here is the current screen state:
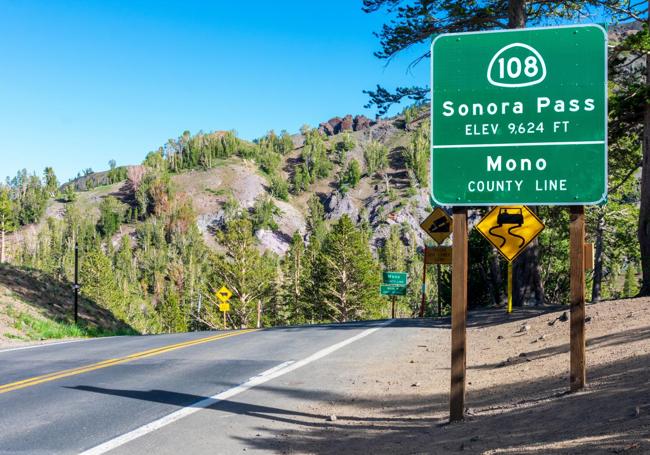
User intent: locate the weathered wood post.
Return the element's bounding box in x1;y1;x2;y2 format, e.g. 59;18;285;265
450;207;468;421
570;206;586;391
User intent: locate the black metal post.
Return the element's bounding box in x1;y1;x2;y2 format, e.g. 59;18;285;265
74;242;79;324
437;264;442;316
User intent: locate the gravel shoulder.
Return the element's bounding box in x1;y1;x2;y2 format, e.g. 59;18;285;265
242;298;650;454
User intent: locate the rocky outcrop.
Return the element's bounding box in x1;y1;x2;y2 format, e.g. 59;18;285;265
324;192;359;222
340;115;354;132
255;229;291;255
318;115;375;136
353;115;373;131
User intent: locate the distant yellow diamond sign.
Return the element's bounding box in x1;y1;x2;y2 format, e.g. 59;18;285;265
216;286;232;303
420;207;453;244
218;303;230;312
476;206;544;263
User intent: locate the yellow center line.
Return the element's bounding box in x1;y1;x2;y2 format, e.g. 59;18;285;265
0;329;257;395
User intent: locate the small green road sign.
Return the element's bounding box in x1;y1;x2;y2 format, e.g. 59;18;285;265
380;285;407;296
430;24;607;206
383;272;408;286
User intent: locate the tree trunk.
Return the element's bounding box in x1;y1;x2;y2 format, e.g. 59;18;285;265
513;239;545;306
638;9;650;296
592;207;605;302
489;250;505;304
508;0;526;28
0;228;4;263
256;299;262;328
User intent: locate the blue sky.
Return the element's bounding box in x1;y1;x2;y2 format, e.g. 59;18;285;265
0;0;428;183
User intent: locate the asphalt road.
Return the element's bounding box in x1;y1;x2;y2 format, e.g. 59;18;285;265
0;320;400;454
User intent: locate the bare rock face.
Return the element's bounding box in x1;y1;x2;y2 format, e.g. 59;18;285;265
318;114;375;136
353;115;372;131
319;122;335;136
365;188;432;253
328;116;342;129
255;229;290;255
340;115;354;132
324;192;359;222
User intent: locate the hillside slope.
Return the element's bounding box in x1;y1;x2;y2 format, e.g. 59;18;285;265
0;264;134;347
7;110;432;259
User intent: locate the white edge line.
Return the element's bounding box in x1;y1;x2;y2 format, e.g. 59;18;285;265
432;140;604;149
79;320;393;455
0;338;99;354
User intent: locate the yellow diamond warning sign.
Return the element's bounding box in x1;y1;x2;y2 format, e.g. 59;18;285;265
420;207;453;244
476;206;544;263
216;286;233;303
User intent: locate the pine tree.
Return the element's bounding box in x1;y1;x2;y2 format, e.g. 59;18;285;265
292;128;332;192
344;160;362;189
43;167;59;197
281;232;306;323
213;219;276;328
404;123;429;186
313;215;381;322
363;140;388;176
623;264;639;298
337;132;356;164
362;0;638;113
159;288;188;333
97;196;124;238
0;189;15;263
251;196;281;232
80;249;121;315
382;224;406;272
305;195;327;245
63;185;77;203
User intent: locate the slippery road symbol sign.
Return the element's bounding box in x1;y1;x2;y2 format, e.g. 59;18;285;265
216;286;233;303
420;207;453;244
476;206;544;262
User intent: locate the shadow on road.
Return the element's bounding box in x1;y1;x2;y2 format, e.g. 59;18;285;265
265;306;566;333
67;325;650;454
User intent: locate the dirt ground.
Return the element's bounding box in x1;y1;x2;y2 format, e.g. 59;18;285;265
282;298;650;454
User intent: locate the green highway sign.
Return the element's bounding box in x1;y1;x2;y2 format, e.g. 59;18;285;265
380;285;407;296
430;24;607;206
383;271;408;286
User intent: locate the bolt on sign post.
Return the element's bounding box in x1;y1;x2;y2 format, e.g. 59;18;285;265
420;208;453;316
216;286;233;328
475;206;545;313
431;25;607;422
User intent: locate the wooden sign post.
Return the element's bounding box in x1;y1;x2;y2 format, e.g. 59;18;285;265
570;206;586;391
420;208;453;317
431;25;606;424
424;246;452;317
450;207;468;422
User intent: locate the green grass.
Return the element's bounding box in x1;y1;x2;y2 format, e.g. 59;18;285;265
7;307;136;341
